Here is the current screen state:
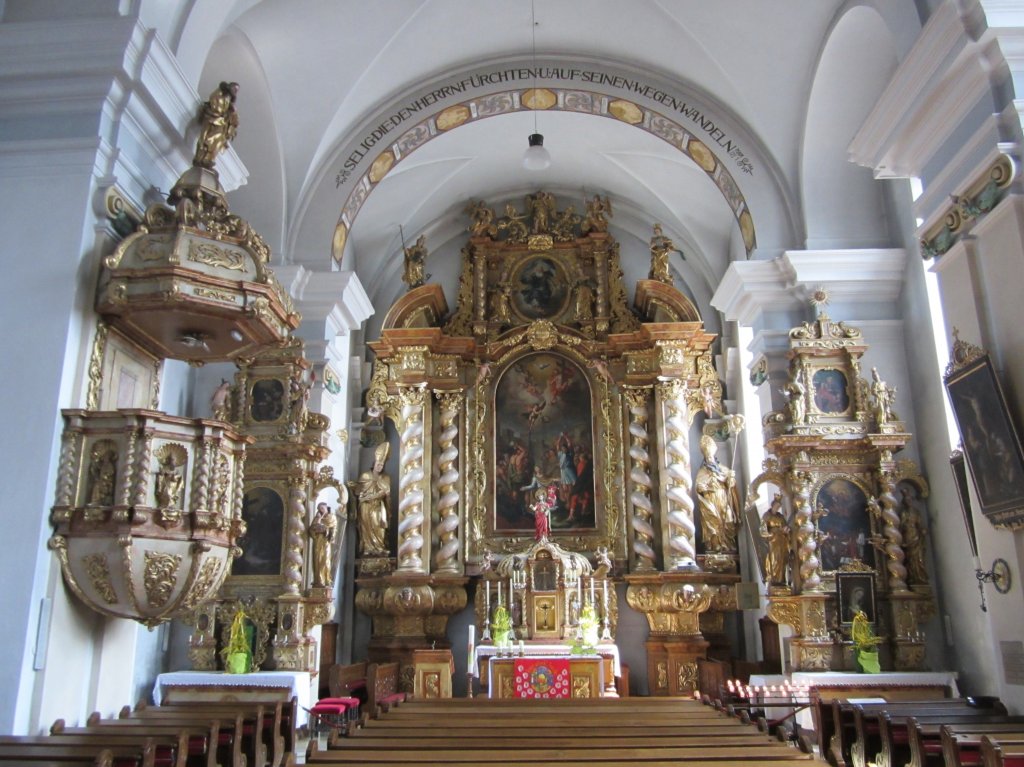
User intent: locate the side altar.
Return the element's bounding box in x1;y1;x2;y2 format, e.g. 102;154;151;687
352;192;747;695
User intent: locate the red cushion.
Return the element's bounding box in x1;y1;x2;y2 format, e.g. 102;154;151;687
318;696;359;707
311;703;349;715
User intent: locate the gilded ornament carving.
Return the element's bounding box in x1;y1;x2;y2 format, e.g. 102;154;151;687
194;287;236;303
86;322;109;411
526;320;558;350
83;553;118;605
766;600;802;633
677;661;698;692
656;661;668;691
143;550;182;609
188;241;246;271
795;642;833;670
869;474;908;592
180;558;222;612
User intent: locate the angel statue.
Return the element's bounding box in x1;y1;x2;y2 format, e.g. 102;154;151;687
193;81;240;169
402;235;428;290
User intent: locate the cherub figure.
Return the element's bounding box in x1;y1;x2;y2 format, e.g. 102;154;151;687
211;379;231;421
465;200;497;237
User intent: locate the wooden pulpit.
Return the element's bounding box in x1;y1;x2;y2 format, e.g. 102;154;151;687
412;649;454;699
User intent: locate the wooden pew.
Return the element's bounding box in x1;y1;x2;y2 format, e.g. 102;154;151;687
128;698;292;767
858;706;1016;767
981;734;1024;767
939;725;1024;767
366;662;405;717
311;697;812;766
0;740;153;766
328;661;368;702
830;697;999;767
2;732;184;767
52;716;233;767
0;747;117;767
889;714;1024;767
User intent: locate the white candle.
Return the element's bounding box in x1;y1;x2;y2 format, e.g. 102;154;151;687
468;624;475;665
577;578;582;605
973;555;982;572
486;580;491;607
498;581;503;606
590;577;595;605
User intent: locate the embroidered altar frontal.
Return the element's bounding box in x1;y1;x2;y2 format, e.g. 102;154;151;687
514;658;571;698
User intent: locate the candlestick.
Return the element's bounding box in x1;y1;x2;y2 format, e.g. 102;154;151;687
577;578;582;606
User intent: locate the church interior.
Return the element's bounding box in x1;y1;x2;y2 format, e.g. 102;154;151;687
5;0;1024;758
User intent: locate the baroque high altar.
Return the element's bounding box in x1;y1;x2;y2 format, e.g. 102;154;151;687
354;192;748;695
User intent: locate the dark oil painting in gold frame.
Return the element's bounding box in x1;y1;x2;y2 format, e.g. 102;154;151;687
812;368;850;414
493;352;595;533
815;477;875;572
511;256;569;320
944;353;1024;528
232;486;285;576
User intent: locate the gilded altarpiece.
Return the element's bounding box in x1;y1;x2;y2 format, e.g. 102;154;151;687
751;307;934;672
358;193;740;694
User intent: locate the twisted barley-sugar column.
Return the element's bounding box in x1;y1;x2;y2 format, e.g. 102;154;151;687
433;390;463;573
791;472;822;592
397;386;427;573
283;478;306;595
128;431;148;507
232;452;245;523
625;387;656;571
876;474;908;592
55;431;81;508
660;378;697;569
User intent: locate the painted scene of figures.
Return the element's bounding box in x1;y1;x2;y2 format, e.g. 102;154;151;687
233;486;285;576
815;477;875;572
494;352;595;532
812;368;850;413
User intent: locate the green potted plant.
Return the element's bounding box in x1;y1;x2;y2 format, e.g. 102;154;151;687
850;610;882;673
221;610;252;674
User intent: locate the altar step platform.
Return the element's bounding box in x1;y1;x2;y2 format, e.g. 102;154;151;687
306;696;816;766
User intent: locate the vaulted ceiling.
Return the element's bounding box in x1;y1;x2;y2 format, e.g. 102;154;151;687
138;0;924;333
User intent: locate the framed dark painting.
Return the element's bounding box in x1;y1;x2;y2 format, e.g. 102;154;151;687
837;572;876;626
950;449;978;556
493;352;595;533
512;256;569;320
232;486;285;576
815;477;875;572
945;354;1024;528
812;368;850;414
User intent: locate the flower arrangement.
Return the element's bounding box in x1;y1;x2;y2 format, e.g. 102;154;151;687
221;610;252;674
492;604;514;649
850;610;882;673
572;603;600;654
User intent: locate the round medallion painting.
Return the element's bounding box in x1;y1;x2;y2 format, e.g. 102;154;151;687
512;256;569;320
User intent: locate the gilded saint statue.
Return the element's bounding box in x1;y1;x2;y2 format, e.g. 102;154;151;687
193;81;240;169
760;493;790;586
784;376;806;424
402;235;427;290
352;441;392;557
870;367;898;426
648;223;677;284
310;501;338;587
87;446;118;506
694;435;740;552
154;453;184;509
899;486;929;585
582;194;611;233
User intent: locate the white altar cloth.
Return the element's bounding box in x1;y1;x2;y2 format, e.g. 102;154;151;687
153;671;312;726
472;643;620;678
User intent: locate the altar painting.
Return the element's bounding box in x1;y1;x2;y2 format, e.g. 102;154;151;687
812;368;850;414
494;352;595;532
232;486;285;576
815;477;875;572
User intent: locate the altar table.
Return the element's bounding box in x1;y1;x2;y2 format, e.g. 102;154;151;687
488;656;603;699
153;670;312;726
472;643;619;697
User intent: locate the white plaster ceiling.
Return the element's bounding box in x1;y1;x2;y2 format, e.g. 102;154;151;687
141;0;924;316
